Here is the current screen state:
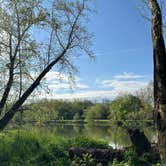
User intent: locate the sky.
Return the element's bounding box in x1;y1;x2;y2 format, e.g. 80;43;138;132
40;0;156;101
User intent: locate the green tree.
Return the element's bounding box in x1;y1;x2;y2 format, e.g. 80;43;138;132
0;0;93;130
85;104;109;121
109;94;144;120
12;99;93;123
73;113;80;120
56;101;73;120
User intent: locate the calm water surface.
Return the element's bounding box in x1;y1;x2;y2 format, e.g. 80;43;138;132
17;122;156;148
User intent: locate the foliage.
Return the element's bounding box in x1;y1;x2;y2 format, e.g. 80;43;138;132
0;130;70;166
0;130;110;166
69;136;109;149
85;104;109;121
109;149;161;166
136;82;154;106
12;94;153;125
124;149;141;165
13;99;93;123
0;129;161;166
109;94;142;120
0;0;93;130
109;94;153;120
110;160;129;166
71;153;95;166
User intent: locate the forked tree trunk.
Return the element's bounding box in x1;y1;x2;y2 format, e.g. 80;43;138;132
0;49;67;131
149;0;166;165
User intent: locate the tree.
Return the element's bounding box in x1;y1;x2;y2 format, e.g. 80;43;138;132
148;0;166;164
135;82;154;120
109;94;144;120
0;0;93;130
85;104;109;121
136;81;154;106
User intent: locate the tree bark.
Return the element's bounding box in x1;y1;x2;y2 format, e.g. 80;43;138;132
0;66;14;113
0;34;15;113
127;128;151;155
149;0;166;165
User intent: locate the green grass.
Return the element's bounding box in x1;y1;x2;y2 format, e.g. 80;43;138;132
0;130;108;166
0;130;160;166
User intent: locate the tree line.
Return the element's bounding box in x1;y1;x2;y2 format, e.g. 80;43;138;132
12;83;153;124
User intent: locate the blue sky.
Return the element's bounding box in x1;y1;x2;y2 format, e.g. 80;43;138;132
41;0;157;100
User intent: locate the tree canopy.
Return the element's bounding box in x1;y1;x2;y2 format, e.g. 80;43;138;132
0;0;93;130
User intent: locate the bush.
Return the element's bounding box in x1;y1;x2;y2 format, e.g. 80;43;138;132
71;153;95;166
0;131;110;166
69;136;109;149
109;149;161;166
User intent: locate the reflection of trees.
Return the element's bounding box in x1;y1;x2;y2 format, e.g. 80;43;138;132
84;124;132;148
84;124;110;139
54;125;79;137
20;123;156;148
107;126;131;147
73;124;84;134
143;126;156;143
52;124;86;138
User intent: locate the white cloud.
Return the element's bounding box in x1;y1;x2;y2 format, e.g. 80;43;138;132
32;71;151;101
99;72;150;95
76;84;89;89
42;71;89;92
101;80;148;93
113;72;148;80
44;71;69;82
48;83;70;90
37;90;118;100
48;82;89;90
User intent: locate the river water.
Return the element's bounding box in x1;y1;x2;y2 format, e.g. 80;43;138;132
16;122;156;148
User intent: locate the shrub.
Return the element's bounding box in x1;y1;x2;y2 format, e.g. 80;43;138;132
69;136;109;149
71;153;95;166
0;131;110;166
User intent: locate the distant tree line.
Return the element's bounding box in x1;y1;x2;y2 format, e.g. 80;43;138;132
12;83;153;124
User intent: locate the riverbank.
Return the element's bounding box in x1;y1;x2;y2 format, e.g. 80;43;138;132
0;130;161;166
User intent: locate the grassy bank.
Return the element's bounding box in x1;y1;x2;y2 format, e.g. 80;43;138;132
0;130;161;166
0;130;108;166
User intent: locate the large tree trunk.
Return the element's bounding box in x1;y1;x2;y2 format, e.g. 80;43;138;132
149;0;166;165
127;128;151;155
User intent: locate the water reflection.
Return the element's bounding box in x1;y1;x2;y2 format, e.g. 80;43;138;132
16;122;156;148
